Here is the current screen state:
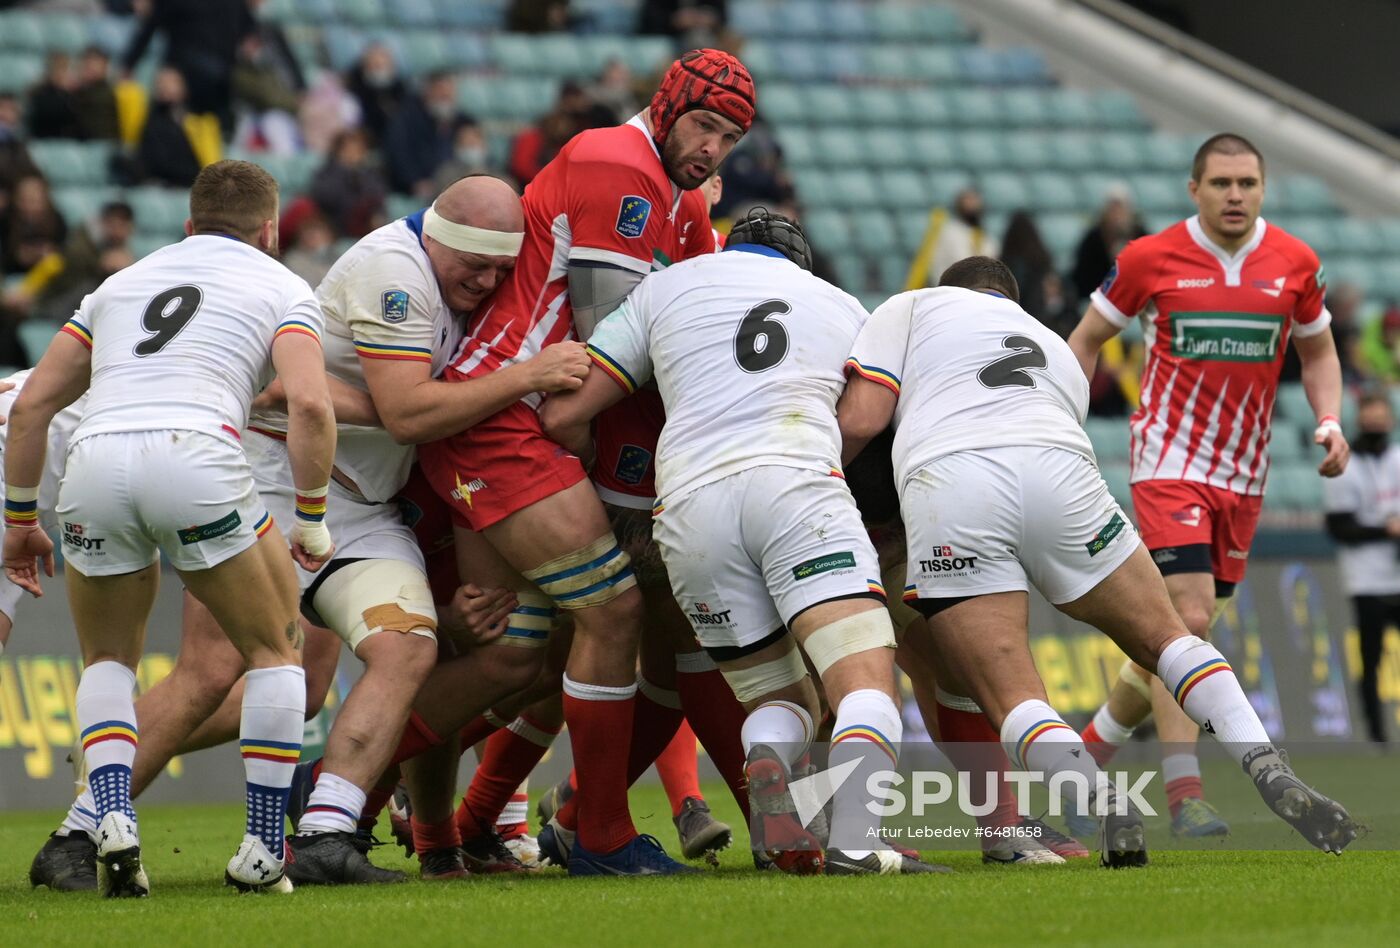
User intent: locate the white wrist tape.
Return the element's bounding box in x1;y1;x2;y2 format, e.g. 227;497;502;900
293;520;333;557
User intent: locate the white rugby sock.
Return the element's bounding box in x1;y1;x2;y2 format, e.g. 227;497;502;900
741;701;813;766
1156;635;1271;760
298;772;366;836
828;689;902;858
1091;705;1136;745
76;662;139;827
59;787;99;839
1001;699;1118;816
240;665;305;856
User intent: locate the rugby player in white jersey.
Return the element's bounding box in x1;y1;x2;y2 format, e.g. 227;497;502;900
2;160;338;895
836;256;1357;865
245;175;591;885
542;209;942;876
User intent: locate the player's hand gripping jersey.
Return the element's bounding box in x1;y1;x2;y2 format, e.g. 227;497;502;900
1090;217;1329;495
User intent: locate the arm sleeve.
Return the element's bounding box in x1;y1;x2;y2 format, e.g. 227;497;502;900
585;293;654;395
568;262;645;343
1324;512;1391;545
1291;245;1332;339
845;293;912;395
334;252;437;364
1089;238;1156;329
566;160;672;275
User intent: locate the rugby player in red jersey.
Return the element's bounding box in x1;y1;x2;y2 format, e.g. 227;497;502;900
416;49;755;875
1067;134;1349;837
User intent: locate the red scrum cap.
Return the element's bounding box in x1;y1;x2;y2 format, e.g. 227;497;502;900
649;48;755;146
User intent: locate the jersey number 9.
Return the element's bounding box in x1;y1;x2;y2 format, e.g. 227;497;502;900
134;284;205;357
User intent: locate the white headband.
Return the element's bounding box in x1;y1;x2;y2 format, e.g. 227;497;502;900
423;205;524;256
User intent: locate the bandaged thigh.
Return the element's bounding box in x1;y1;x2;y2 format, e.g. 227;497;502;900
802;609;897;678
313;559;438;651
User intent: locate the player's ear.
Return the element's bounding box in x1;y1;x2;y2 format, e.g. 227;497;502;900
259;218;276;253
183;218;194;237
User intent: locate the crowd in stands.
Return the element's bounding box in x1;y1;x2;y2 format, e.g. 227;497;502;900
1;0;1395;414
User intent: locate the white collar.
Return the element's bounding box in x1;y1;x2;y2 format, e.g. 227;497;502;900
1186;214;1267;286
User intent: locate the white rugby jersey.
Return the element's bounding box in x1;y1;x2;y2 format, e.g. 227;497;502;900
252;211;461;503
586;245;869;502
0;370;85;531
67;234;320;448
847;287;1095;489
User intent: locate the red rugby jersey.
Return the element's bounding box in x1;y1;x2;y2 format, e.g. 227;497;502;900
1091;216;1330;496
446;115;713;404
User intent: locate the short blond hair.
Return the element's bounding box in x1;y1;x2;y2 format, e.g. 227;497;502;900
189;160;279;242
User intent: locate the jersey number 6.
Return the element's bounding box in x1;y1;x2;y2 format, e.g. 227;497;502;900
134;284;204;357
734;299;791;373
978;334;1047;389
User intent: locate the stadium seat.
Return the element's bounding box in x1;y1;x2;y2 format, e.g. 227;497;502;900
18;320;60;367
925;170;973;205
1094;90;1148;129
1283;217;1339;256
805;86;857;126
87;14;135;55
832;255;868;294
849;87;905;127
388;0;439;28
322;25;369;72
1000;88;1048;128
902;89;952;129
1085;418;1130;461
905;47;960;83
1274;174;1336;215
397;31;449;76
760;84;806;125
1098;132;1145;171
946;88;1004;128
775;127;817;167
0;12;47;51
1128;173;1187;214
874;255;906;294
1371;260;1400;301
1037;212;1086;264
878;170;930;211
770;42;823;82
126;187;190;236
1330;217;1378;255
0;53;42;93
1003;131;1050;170
827;2;873;41
52;186;114;225
337;0;387;27
28;141;110;187
1274;384;1312;424
1267;428;1306;462
730;2;778;37
385;194;422;220
852;211;899;256
1374;218;1400;255
1043;88;1100;129
1141;131;1199;172
977;172;1030;210
895;208;930;254
801;209;852;257
954;131;1009;170
1047;132;1098;171
131;233;172;259
908;129;959;169
863;128;914;169
1025;172;1082;213
443;31;491;69
826;169;880;209
815;128;864;168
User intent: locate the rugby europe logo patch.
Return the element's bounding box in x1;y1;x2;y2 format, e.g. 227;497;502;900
616;195;652;238
382;289;410;323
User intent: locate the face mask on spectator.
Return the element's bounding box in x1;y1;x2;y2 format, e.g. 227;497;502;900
456;146;487;168
1355;430;1391;455
428;100;456;122
364;67;394;89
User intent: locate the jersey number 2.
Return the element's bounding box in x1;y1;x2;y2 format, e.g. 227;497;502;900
734;299;791;373
134;284;204;357
978;334;1047;389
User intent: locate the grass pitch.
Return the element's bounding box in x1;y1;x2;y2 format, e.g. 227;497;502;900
2;775;1398;947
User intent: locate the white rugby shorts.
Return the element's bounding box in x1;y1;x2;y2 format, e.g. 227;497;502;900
58;430;271;576
901;445;1138;606
652;466;885;651
245;429;426;593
